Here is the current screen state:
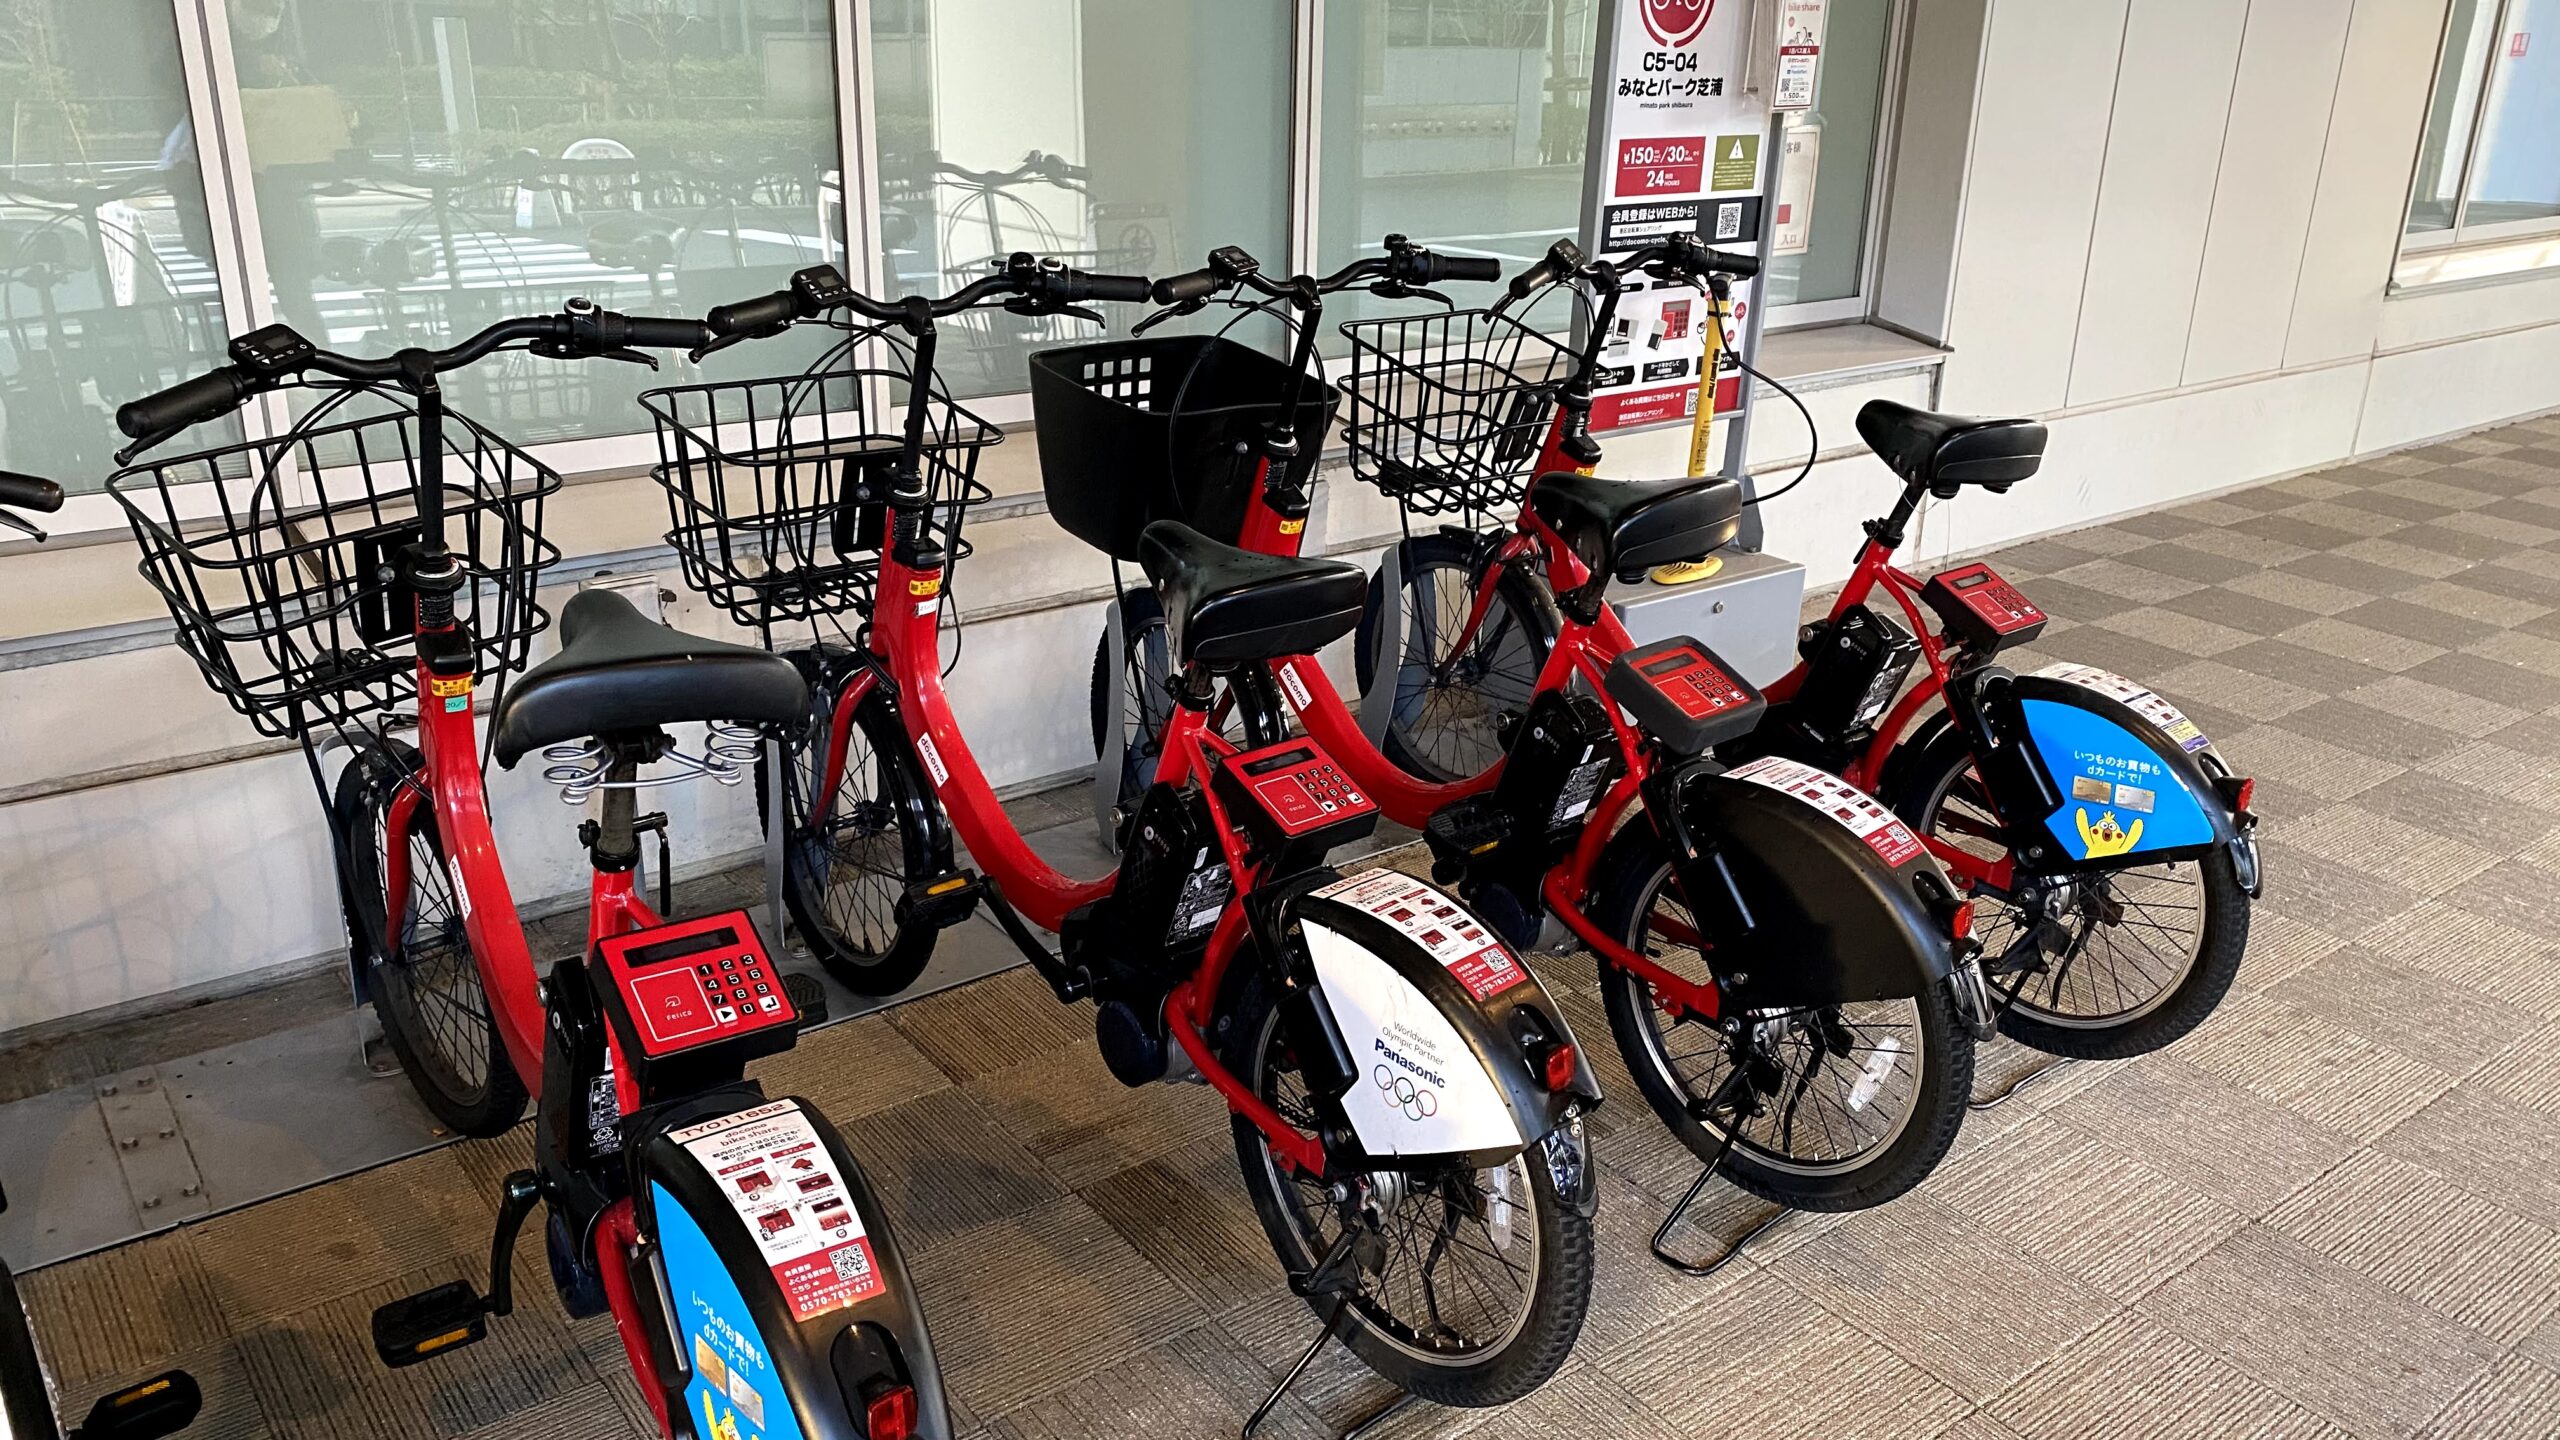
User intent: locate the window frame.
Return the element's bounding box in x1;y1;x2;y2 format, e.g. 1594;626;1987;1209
1762;0;1911;333
2404;0;2560;255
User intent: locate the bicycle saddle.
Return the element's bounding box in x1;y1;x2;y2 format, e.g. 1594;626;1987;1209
1137;520;1367;665
491;589;807;767
1528;470;1743;579
1856;399;2046;496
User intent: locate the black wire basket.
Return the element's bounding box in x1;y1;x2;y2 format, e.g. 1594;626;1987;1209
1338;308;1577;519
1027;333;1339;562
643;364;1002;626
106;404;563;740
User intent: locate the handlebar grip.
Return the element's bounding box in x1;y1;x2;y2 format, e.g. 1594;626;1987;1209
1702;247;1761;279
706;290;802;337
1078;272;1153;304
0;472;63;513
1437;256;1503;283
1151;268;1222;306
622;315;715;349
116;367;248;440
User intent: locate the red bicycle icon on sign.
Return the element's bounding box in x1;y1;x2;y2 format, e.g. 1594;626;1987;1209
1374;1064;1438;1121
1642;0;1713;48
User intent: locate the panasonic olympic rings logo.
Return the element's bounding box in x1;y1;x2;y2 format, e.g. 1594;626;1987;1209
1374;1064;1438;1121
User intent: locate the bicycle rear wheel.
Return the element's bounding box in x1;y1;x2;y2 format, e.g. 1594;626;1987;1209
1354;532;1557;783
335;739;528;1138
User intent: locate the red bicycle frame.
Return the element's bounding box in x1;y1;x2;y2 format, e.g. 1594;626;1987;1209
380;638;671;1432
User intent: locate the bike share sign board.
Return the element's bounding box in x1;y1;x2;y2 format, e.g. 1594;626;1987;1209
1586;0;1772;435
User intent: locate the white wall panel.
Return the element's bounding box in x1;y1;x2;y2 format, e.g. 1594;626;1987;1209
2287;0;2453;368
1936;0;2129;416
2378;270;2560;349
2183;0;2354;384
2067;0;2247;406
1877;0;1992;340
2358;322;2560;453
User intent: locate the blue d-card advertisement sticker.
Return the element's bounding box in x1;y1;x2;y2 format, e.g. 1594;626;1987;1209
654;1181;808;1440
2020;699;2214;861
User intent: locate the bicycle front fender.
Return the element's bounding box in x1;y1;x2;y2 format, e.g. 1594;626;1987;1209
1982;667;2240;873
633;1092;951;1440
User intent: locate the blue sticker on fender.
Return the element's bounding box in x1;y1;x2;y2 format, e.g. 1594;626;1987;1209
2020;699;2215;861
654;1181;809;1440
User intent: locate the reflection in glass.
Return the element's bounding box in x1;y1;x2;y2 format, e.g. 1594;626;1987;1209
871;1;1292;397
2410;0;2502;235
228;0;846;446
1763;0;1889;310
1317;0;1600;330
0;0;234;489
2466;0;2560;230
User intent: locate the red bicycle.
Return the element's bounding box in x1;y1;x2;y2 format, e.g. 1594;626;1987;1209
654;256;1598;1412
107;304;947;1440
1107;238;1985;1220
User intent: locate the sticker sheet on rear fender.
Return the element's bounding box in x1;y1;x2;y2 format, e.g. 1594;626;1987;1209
2034;662;2209;753
1316;868;1528;1000
673;1100;884;1323
1723;756;1925;866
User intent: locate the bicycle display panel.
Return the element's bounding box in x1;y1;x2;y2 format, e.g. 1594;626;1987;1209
592;910;798;1073
1214;739;1381;855
1602;636;1767;756
1920;561;2046;652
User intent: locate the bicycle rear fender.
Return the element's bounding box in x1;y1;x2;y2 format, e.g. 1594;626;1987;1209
1658;757;1962;1010
633;1092;950;1440
1980;668;2236;873
1268;869;1599;1188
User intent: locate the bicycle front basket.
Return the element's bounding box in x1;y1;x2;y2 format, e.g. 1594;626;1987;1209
106;405;562;740
1338;308;1575;519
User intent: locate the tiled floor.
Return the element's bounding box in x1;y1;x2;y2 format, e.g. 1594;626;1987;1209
23;414;2560;1438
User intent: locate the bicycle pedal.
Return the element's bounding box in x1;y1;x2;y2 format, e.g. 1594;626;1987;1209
897;870;982;930
1423;798;1511;880
73;1369;201;1440
781;971;830;1030
371;1281;491;1368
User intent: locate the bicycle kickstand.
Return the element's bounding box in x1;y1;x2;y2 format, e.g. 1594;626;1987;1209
1650;1092;1791;1276
1241;1228;1423;1440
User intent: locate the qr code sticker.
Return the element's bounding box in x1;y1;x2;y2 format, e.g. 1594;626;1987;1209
832;1247;874;1284
1715;203;1743;240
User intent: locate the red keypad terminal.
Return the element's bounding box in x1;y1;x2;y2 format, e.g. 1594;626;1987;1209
1920;562;2047;651
593;910;796;1062
1215;741;1382;855
1634;644;1754;720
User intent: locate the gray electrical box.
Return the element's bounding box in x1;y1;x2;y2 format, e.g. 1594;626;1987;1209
1607;549;1808;688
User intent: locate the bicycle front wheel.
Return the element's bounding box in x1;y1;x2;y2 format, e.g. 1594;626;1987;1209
1353;532;1558;783
335;739;528;1138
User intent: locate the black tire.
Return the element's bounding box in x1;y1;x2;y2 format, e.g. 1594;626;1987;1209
1352;532;1559;783
1590;824;1970;1212
1219;966;1591;1408
1089;587;1288;825
1887;728;2249;1060
755;648;941;996
336;739;529;1138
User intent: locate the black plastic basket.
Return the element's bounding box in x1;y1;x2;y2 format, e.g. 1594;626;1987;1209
1338;308;1576;518
106;405;562;740
1027;334;1339;562
644;366;1001;626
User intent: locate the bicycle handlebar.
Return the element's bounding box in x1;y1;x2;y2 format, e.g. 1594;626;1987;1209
1147;234;1501;319
706;255;1149;343
114;299;714;458
0;473;62;514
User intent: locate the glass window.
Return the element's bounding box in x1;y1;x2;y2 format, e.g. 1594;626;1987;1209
1315;0;1601;327
871;0;1294;399
1763;0;1892;313
228;0;846;446
2408;0;2560;244
0;1;235;489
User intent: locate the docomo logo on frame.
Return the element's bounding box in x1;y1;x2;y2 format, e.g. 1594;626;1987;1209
1642;0;1714;48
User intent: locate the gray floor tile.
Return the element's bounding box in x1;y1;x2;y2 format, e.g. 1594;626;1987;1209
2377;1087;2560;1232
2415;1355;2560;1440
2264;1149;2560;1346
1985;1310;2349;1440
2156;586;2323;641
2043;1056;2356;1216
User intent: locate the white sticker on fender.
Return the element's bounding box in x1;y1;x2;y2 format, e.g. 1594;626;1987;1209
1302;920;1527;1157
1277;658;1315;711
672;1099;885;1322
1316;868;1528;1000
915;733;950;787
2034;662;2209;753
1724;755;1925;866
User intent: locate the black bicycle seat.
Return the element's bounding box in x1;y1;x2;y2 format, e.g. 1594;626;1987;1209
1137;521;1366;665
1856;399;2046;495
491;589;806;767
1528;470;1743;579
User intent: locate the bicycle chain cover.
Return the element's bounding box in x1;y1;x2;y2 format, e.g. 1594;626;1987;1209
1920;561;2046;653
591;910;797;1099
1604;636;1767;757
1213;738;1381;862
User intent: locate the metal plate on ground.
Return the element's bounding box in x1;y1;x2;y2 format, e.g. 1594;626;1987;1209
0;1086;137;1269
161;1017;446;1218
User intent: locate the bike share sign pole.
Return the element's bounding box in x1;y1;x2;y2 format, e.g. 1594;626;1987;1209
1579;0;1804;552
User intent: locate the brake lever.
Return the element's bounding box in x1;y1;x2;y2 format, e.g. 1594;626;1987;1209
688;331;749;365
533;340;660;369
1131;299;1206;336
0;509;45;543
1368;280;1453;308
